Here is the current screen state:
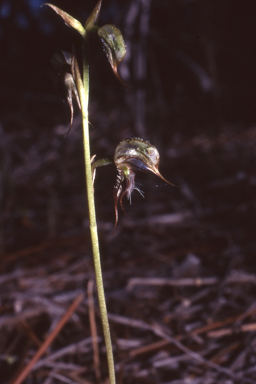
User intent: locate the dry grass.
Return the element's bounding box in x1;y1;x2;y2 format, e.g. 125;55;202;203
1;116;256;383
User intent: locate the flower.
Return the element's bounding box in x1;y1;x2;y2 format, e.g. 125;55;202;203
113;138;175;227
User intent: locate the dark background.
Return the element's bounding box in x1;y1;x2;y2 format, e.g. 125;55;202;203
1;2;256;383
1;0;256;253
2;0;256;129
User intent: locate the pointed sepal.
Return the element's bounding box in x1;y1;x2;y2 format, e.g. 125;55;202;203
85;0;102;32
113;138;175;226
114;138;175;186
43;4;85;37
98;24;127;87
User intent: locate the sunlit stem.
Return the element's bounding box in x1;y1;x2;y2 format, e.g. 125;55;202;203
76;35;116;384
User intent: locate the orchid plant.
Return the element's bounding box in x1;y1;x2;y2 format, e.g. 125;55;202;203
44;1;173;383
92;138;175;228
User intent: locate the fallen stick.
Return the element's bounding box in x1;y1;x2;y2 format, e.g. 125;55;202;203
10;293;84;384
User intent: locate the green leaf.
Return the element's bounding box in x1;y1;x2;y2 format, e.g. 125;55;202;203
43;4;85;37
98;24;127;87
85;0;102;32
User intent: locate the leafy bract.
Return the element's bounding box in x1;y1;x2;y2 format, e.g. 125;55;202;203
85;0;102;32
43;4;85;37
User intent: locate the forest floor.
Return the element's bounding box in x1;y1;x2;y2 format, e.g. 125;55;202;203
1;110;256;384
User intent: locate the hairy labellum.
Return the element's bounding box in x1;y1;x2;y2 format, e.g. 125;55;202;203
91;138;174;228
113;138;174;227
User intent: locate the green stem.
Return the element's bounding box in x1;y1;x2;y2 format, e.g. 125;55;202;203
77;38;116;384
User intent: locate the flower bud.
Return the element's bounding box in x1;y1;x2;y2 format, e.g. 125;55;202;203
98;24;127;86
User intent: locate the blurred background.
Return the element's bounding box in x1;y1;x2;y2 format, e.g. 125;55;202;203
1;0;256;253
1;2;256;383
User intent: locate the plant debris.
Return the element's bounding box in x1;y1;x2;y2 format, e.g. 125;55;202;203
1;112;256;383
